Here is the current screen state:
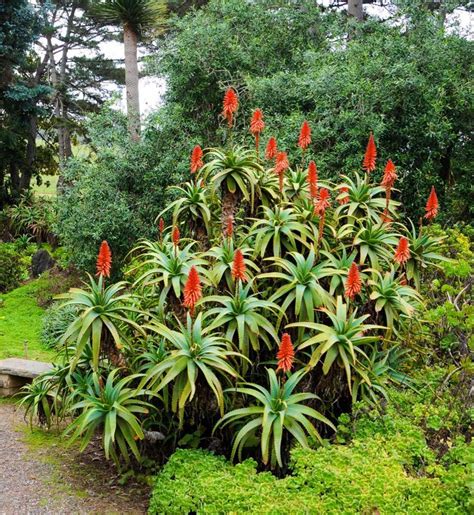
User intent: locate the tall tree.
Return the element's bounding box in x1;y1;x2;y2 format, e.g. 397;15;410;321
37;0;123;190
0;0;52;206
92;0;167;141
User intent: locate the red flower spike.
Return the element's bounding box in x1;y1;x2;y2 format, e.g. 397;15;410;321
337;186;350;205
307;160;318;201
172;226;180;247
298;120;311;151
158;217;165;234
394;237;411;265
183;266;202;316
363;132;377;173
190;145;204;174
250;109;265;153
224;215;233;239
222;87;238;127
314;188;331;216
265;137;278;160
381;159;397;191
345;262;362;300
424;186;439;220
96;240;112;278
275;151;289;192
232;248;247;282
276;333;295;373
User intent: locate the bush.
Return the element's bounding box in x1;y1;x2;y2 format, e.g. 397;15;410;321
41;302;79;349
150;442;470;514
0;245;24;292
411;225;474;357
56;128;148;275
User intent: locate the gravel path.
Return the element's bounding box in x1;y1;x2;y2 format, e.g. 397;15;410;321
0;402;150;514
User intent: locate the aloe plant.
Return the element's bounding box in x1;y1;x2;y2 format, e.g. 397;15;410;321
56;275;144;371
141;313;243;424
65;370;152;466
260;250;334;328
248;206;313;258
289;296;384;391
157;181;213;235
202;280;281;361
216;369;335;468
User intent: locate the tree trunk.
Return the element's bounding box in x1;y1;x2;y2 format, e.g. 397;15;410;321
19;115;37;193
348;0;363;21
123;24;141;142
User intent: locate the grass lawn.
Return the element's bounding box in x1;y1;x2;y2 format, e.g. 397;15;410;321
33;175;58;198
0;281;55;362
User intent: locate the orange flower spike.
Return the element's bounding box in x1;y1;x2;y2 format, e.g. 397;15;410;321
345;262;362;300
172;226;180;247
307;160;318;201
96;240;112;278
231;248;247;283
224;215;234;239
265;137;278;160
424;186;439;221
250;109;265;153
183;266;202;316
314;188;331;216
381;159;397;191
298;120;311;151
314;188;331;241
222;87;238;127
394;237;411;265
363;132;377;173
190;145;204;174
276;333;295;373
275;151;289;192
158;217;165;234
337;186;350;205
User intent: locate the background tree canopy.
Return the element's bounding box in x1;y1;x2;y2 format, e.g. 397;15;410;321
57;0;473;272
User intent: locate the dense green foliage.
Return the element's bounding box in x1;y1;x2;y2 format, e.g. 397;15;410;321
56;111;155;273
0;245;24;292
0;0;49;206
149;367;472;514
40;303;78;349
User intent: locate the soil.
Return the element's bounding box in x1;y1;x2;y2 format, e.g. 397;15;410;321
0;402;150;514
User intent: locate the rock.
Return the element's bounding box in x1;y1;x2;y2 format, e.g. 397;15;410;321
31;249;56;277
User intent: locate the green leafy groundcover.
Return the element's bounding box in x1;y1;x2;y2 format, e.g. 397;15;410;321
150;368;472;514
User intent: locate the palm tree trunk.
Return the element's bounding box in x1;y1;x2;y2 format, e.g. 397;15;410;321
124;24;141;142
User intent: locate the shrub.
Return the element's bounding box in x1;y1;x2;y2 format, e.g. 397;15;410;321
150;367;472;514
41;302;79;349
0;245;24;292
149;442;470;514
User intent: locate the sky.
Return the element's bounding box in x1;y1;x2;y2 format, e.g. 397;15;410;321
100;2;472;116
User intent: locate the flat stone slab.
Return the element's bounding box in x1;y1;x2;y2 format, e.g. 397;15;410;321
0;358;53;379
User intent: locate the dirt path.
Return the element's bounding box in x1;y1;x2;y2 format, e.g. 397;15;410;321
0;402;150;514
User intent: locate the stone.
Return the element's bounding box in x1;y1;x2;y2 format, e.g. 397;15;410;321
0;358;53;397
0;358;53;378
31;249;56;278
